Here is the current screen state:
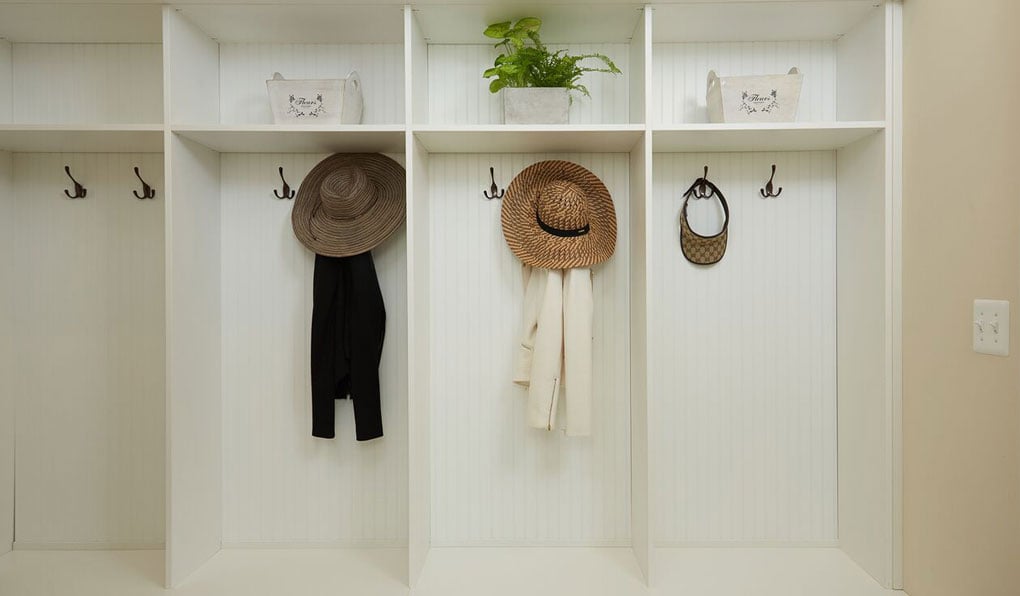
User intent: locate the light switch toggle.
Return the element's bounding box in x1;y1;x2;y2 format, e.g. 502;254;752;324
973;299;1010;356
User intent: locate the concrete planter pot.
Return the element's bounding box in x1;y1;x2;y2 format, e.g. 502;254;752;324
503;87;570;124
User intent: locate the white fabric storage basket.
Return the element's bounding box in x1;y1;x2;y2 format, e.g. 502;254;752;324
707;67;803;123
266;71;363;125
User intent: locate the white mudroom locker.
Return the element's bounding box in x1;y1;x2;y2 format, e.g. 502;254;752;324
0;2;903;595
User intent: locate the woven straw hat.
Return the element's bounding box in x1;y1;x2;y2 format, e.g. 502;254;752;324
292;153;405;257
501;160;616;269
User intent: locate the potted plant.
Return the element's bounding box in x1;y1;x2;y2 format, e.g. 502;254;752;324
482;17;621;125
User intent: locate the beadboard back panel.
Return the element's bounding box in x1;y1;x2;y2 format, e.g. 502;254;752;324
9;153;165;546
0;152;13;555
220;153;408;545
651;41;837;125
426;44;631;125
650;151;837;544
218;44;405;125
428;153;631;545
10;44;163;124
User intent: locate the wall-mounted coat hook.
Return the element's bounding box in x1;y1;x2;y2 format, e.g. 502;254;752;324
274;166;295;200
683;165;717;200
63;166;86;199
483;166;505;200
760;164;783;198
132;167;156;199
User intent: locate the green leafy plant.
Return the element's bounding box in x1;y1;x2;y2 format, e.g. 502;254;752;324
482;17;621;97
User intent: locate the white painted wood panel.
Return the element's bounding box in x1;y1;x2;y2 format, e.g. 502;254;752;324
165;7;219;125
836;132;892;586
9;152;165;547
836;0;886;121
166;135;221;587
0;151;13;555
11;44;162;124
219;153;408;546
427;44;631;125
0;41;11;122
428;153;631;545
650;151;837;544
651;41;837;125
218;44;404;125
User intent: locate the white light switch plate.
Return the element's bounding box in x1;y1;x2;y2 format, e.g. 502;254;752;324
974;299;1010;356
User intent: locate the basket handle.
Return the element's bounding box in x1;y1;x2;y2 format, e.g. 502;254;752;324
788;67;800;75
346;70;361;91
707;69;720;92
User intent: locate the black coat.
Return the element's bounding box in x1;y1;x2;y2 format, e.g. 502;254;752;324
310;252;386;441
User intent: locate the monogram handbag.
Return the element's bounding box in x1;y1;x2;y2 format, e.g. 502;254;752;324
679;175;730;265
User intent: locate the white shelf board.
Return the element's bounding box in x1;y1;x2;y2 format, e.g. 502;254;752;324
172;548;407;596
175;4;405;44
0;550;166;596
414;547;647;596
0;125;165;153
652;1;880;43
413;125;644;153
0;4;163;43
172;125;406;154
414;4;644;44
650;548;896;596
652;122;885;153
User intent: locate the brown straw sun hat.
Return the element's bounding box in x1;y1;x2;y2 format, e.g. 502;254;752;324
501;160;617;269
292;153;405;257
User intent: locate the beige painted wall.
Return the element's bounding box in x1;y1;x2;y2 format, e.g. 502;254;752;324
903;1;1020;595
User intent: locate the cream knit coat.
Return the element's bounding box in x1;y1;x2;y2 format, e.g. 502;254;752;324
512;265;593;436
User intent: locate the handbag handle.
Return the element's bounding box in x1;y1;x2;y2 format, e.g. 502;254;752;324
681;178;730;239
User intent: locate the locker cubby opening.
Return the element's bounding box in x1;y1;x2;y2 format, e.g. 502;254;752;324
0;151;166;579
651;1;887;125
0;5;164;126
409;5;646;126
166;5;406;128
164;136;409;590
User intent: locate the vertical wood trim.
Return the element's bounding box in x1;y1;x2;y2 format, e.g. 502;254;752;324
407;5;429;127
165;134;222;587
0;150;13;555
835;4;887;122
629;132;651;582
164;7;219;125
407;134;432;585
887;1;904;588
836;132;892;588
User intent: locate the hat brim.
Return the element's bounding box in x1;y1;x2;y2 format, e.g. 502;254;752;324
292;153;406;257
501;160;617;269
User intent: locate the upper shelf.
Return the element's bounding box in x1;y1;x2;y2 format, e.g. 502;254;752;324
413;125;644;153
0;4;162;43
174;4;404;44
173;125;406;154
652;1;880;43
652;122;885;153
414;4;644;44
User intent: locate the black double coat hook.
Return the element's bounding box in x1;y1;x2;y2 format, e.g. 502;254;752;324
274;167;295;200
484;167;505;200
683;166;718;200
760;164;783;198
63;166;86;199
133;167;156;199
